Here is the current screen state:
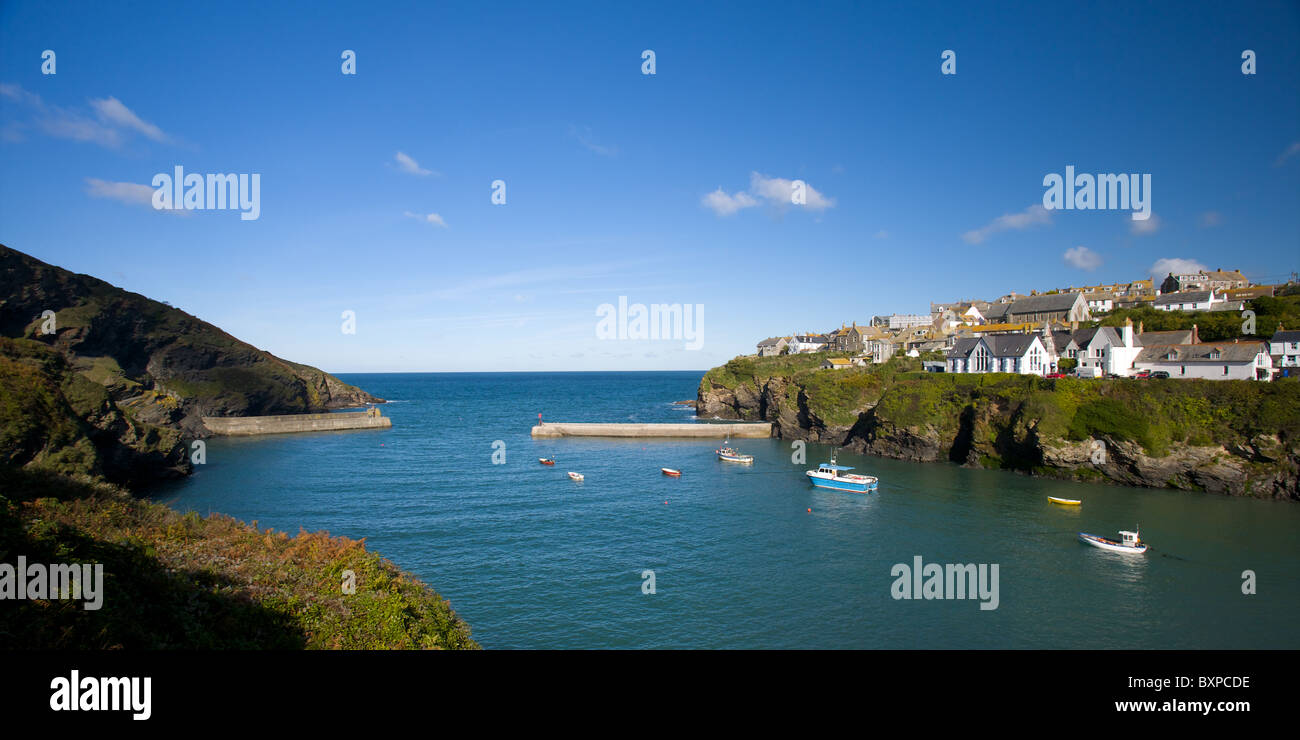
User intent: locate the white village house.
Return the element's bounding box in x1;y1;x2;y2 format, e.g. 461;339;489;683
946;334;1052;376
1133;340;1273;381
1270;329;1300;370
1153;290;1227;312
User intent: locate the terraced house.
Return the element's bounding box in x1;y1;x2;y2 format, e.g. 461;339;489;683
1133;340;1273;381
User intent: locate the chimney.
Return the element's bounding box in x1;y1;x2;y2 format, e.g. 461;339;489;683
1138;320;1144;334
1123;317;1134;347
1192;324;1199;344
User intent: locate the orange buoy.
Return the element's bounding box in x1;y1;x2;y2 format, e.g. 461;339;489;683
807;508;812;513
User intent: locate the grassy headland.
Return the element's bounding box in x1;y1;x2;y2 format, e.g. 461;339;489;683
699;353;1300;498
0;245;477;648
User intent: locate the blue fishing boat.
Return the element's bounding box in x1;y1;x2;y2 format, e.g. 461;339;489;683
806;450;878;492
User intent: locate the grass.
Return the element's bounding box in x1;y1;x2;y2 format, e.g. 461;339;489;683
0;467;478;649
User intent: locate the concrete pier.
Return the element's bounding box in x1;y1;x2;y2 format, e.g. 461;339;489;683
202;408;391;436
531;422;771;439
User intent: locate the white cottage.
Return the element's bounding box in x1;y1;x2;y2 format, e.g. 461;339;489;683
946;334;1051;376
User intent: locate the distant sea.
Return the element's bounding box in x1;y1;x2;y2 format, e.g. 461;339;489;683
152;372;1300;649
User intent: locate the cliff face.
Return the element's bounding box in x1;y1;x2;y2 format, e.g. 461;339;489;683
0;244;384;485
0;244;382;440
698;354;1300;500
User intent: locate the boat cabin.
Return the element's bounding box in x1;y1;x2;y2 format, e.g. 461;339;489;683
817;463;854;476
1118;530;1141;546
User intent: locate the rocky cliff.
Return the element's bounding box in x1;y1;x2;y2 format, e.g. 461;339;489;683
0;244;383;484
698;354;1300;500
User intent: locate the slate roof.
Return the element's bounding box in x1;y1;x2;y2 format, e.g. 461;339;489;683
947;334;1042;359
1136;342;1268;364
1006;292;1084;317
1271;330;1300;344
1137;330;1194;346
1154;291;1213;306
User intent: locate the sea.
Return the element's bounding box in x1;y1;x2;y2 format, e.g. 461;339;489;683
150;371;1300;649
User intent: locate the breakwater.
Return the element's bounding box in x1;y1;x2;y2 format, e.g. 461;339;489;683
202;408;391;436
531;421;771;438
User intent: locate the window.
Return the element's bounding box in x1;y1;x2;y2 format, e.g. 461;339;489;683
1180;366;1185;375
1223;365;1229;375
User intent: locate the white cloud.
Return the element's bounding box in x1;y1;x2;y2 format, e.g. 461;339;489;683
702;171;835;216
404;210;446;227
961;204;1051;244
1;85;168;148
393;151;433;176
749;172;835;211
1198;211;1222;228
1275;141;1300;167
1150;258;1208;278
1063;245;1102;271
1130;213;1161;235
89;97;166;142
701;187;758;216
84;177;184;215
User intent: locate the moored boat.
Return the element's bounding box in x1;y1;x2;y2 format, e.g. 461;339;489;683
539;457;555;465
806;450;878;492
715;440;754;464
661;468;682;477
1078;527;1147;554
1048;496;1081;506
567;472;584;481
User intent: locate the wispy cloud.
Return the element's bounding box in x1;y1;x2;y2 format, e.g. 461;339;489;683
1063;245;1102;271
569;125;617;156
393;151;434;176
873;230;889;240
1150;257;1207;277
1;84;169;148
84;177;185;215
403;210;447;227
961;204;1050;244
1130;213;1161;235
702;171;835;216
1274;141;1300;167
1198;211;1222;228
88;97;166;142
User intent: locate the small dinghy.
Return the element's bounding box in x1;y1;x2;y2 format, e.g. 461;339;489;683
539;457;555;465
567;472;584;482
661;468;682;477
1078;527;1147;554
1048;496;1081;506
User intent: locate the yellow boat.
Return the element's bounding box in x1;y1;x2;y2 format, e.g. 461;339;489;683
1048;496;1082;506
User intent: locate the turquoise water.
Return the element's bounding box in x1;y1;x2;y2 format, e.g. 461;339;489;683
152;372;1300;649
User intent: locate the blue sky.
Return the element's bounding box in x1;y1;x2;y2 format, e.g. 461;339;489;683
2;0;1298;372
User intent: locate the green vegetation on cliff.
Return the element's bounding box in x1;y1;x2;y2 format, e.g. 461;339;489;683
699;353;1300;498
0;468;477;649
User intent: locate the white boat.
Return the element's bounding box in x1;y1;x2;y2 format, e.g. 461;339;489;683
715;439;754;464
806;450;878;492
567;472;584;482
1078;527;1147;554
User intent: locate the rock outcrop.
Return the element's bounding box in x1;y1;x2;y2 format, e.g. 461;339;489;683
698;355;1300;500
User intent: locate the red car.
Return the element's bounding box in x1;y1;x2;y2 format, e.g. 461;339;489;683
1044;372;1066;379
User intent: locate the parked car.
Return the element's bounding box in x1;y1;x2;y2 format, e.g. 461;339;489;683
1133;370;1151;379
1149;370;1170;379
1044;372;1066;379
